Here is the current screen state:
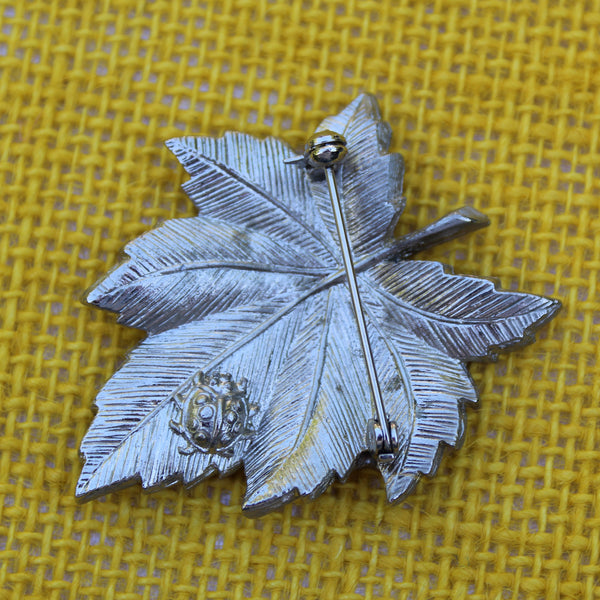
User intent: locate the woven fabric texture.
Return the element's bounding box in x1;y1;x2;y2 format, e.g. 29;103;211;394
0;1;598;598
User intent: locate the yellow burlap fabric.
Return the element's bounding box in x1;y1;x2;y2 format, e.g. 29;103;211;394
1;0;598;598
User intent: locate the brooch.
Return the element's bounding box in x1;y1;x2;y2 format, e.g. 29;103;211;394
79;94;560;515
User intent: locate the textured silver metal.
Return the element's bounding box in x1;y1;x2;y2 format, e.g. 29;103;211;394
79;94;561;516
169;371;257;457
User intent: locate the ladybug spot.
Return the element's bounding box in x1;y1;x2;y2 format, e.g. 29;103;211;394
224;410;238;425
197;430;206;439
199;405;214;420
228;399;242;412
193;393;209;406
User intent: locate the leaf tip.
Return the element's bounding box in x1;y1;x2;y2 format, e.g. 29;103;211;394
80;276;111;310
547;297;563;318
385;474;419;504
164;137;181;153
242;485;298;517
74;475;97;502
352;91;380;110
84;285;103;306
519;294;562;343
455;205;491;228
164;137;203;175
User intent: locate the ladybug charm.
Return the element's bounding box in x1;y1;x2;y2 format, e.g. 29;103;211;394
170;372;258;457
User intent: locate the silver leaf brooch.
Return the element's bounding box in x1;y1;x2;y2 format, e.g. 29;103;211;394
79;94;560;515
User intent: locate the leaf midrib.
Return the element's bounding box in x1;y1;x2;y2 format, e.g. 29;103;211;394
103;259;332;292
365;271;543;327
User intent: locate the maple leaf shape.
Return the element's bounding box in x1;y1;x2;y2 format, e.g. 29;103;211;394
78;94;560;515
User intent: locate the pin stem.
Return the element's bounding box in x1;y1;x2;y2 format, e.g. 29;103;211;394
323;167;395;457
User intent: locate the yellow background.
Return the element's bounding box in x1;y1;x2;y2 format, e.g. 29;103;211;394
1;1;599;599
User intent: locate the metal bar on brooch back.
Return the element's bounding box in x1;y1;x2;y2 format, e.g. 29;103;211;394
302;130;399;462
